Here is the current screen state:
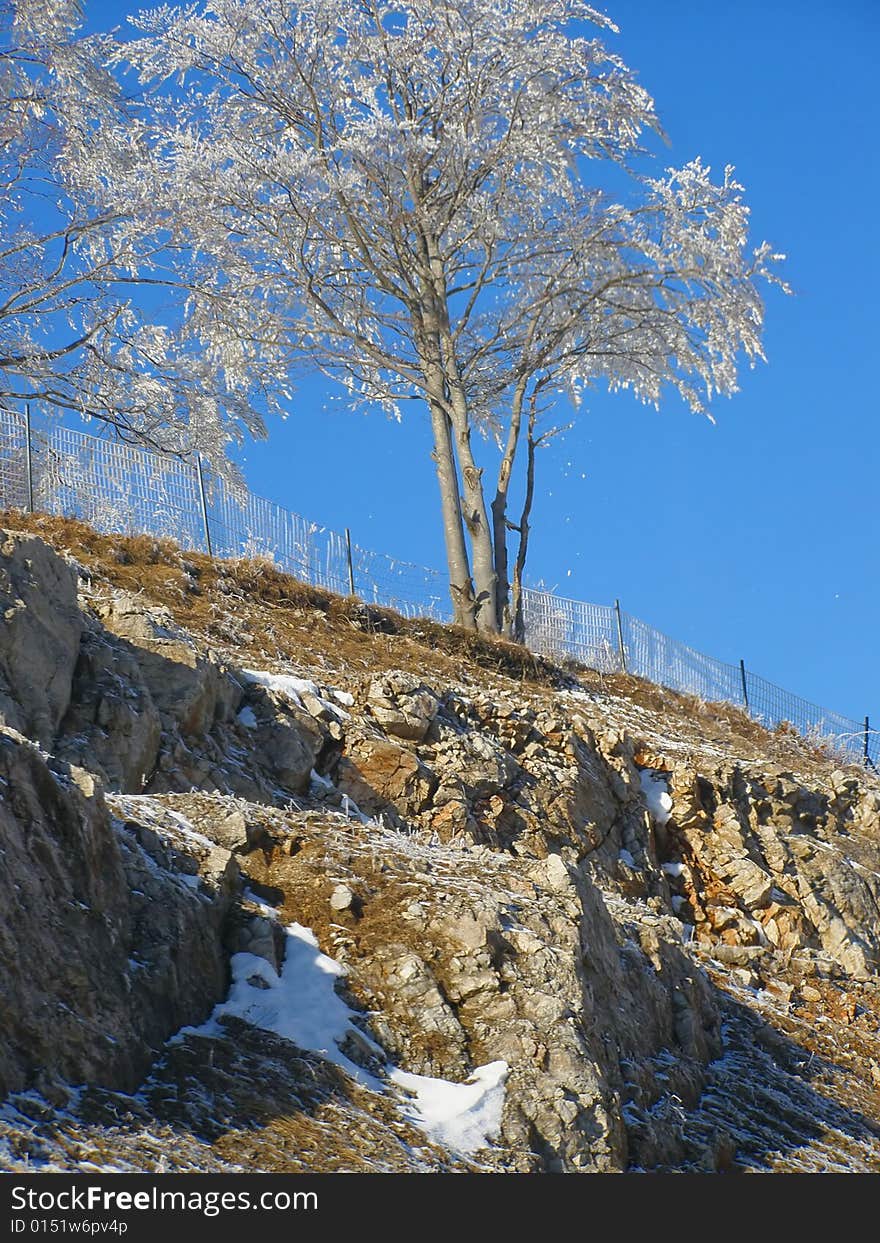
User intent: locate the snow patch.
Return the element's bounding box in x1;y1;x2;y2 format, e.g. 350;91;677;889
237;705;258;730
390;1061;508;1156
183;920;507;1156
242;669;347;720
640;768;673;827
309;768;335;794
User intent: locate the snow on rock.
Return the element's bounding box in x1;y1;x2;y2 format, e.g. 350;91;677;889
639;768;673;827
190;922;379;1086
390;1061;508;1156
186;920;508;1156
309;768;334;794
236;706;258;729
241;669;349;721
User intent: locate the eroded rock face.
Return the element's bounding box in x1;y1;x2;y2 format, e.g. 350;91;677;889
0;728;237;1099
215;803;725;1173
2;531;880;1174
55;618;162;792
96;593;239;737
0;530;82;747
662;762;880;979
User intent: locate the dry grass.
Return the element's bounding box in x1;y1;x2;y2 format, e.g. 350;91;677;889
2;508;870;787
1;510;569;690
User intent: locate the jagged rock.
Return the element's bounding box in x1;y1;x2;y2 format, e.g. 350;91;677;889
235;915;284;969
209;809;249;850
237;684;325;794
668;761;880;975
96;592;239;736
364;672;440;742
55;619;161;792
543;853;572;892
336;737;437;818
0;728;237;1099
0;529;82;747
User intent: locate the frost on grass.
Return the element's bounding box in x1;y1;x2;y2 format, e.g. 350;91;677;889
184;921;508;1157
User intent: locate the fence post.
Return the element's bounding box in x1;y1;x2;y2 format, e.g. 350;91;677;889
614;598;627;673
865;716;871;769
24;403;34;514
195;454;213;559
740;659;749;709
344;527;356;597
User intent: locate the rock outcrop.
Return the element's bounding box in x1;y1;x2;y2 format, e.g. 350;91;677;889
1;523;879;1173
0;530;82;747
0;728;237;1099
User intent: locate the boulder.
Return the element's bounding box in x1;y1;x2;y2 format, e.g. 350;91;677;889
363;672;440;742
336;737;437;818
0;530;82;747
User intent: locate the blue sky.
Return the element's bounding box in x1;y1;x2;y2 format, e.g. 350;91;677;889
80;1;879;723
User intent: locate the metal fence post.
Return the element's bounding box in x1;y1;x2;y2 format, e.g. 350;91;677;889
24;403;34;513
614;598;627;673
865;716;871;768
195;454;213;558
344;527;356;596
740;659;749;709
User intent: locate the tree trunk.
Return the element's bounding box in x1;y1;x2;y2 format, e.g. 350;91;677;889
408;267;478;631
427;397;478;629
492;378;528;637
447;391;499;633
422;232;499;634
511;399;539;645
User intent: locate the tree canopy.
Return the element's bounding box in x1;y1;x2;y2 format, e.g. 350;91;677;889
0;0;280;470
3;0;786;626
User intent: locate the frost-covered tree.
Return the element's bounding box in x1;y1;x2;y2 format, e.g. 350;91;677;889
120;0;785;631
0;0;281;469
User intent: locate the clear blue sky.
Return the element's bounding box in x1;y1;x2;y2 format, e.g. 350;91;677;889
82;1;879;723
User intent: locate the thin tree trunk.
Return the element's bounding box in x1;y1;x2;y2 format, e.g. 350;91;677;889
511;397;539;645
410;287;478;630
492;376;528;637
421;231;499;634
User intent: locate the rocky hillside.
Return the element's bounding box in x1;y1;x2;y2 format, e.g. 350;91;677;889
1;513;880;1173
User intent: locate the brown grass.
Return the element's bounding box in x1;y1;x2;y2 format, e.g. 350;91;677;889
2;508;870;785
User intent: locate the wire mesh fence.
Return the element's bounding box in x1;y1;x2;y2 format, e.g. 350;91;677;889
0;407;875;767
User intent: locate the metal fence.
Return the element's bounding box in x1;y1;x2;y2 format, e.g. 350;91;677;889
1;407;876;768
521;589;877;766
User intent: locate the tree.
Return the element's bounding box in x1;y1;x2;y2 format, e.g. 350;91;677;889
0;0;284;471
120;0;785;630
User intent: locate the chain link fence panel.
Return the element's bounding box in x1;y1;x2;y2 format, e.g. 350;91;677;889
0;408;875;767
